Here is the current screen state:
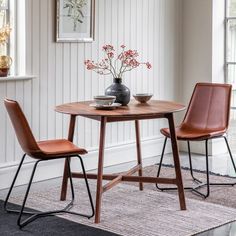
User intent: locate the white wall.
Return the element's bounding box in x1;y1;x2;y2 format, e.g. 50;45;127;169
0;0;183;189
181;0;226;155
182;0;213;103
212;0;225;84
182;0;225;109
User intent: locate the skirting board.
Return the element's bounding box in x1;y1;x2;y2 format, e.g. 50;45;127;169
0;136;171;190
179;138;228;156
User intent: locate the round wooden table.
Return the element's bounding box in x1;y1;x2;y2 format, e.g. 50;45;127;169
55;100;186;223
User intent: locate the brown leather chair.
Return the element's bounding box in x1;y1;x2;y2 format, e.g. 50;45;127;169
4;99;94;228
156;83;236;198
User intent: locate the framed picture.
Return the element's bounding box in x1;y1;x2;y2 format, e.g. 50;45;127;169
56;0;95;42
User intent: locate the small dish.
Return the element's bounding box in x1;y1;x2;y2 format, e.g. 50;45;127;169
90;102;122;110
133;93;153;103
93;95;116;106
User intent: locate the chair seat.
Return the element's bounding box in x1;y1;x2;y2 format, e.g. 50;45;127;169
37;139;87;158
161;126;226;141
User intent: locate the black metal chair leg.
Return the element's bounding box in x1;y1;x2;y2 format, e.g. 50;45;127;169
77;155;95;218
4;154;36;215
156;137;193;191
205;140;210;196
59;156;94;219
17;160;41;228
192;137;236;198
5;155;95;229
224;136;236;177
156;136;236;198
17;159;76;228
66;158;75;211
156;137;167;190
187;141;202;184
192;140;210;198
4;154;26;212
60;156;94;219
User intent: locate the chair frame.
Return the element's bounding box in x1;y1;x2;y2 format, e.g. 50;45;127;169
4;153;95;228
156;135;236;198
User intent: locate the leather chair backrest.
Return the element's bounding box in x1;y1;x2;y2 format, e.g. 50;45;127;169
4;99;40;157
182;83;232;131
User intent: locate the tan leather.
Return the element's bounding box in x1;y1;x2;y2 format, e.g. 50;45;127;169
4;99;87;159
161;83;232;141
4;99;41;156
37;139;87;157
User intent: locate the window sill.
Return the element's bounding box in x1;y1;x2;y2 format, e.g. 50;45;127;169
0;75;36;82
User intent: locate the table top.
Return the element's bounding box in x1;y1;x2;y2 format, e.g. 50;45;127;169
55;100;185;120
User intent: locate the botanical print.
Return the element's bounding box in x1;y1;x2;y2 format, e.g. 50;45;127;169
63;0;87;32
57;0;94;42
229;0;236;16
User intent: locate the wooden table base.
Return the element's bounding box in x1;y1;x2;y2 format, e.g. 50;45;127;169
60;115;76;201
57;100;187;223
60;118;186;223
95;116;106;223
72;171;177;185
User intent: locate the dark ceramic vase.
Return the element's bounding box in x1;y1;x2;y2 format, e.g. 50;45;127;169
105;78;130;106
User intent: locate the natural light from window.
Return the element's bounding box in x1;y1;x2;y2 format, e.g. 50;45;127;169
0;0;26;76
226;0;236;97
0;0;9;56
226;0;236;153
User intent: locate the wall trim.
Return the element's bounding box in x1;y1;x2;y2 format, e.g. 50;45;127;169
0;136;171;190
0;75;36;82
179;137;228;155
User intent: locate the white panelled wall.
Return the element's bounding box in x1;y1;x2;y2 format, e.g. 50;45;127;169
180;0;226;155
0;0;183;189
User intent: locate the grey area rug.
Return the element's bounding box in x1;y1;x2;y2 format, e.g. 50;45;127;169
139;165;236;209
7;166;236;236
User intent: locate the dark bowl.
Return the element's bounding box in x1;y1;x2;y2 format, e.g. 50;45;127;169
133;93;153;103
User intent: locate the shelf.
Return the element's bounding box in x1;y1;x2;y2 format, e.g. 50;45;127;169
0;75;36;82
0;6;8;11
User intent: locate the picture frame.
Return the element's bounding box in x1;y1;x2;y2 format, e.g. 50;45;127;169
56;0;95;42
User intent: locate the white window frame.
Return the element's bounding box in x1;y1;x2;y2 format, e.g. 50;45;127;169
9;0;26;76
0;0;10;55
0;0;26;76
0;1;35;80
225;0;236;109
225;0;236;81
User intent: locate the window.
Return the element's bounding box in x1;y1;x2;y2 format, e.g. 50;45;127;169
0;0;26;76
226;0;236;108
0;0;10;55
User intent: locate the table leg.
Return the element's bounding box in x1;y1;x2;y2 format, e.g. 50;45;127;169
95;117;107;223
167;113;186;210
135;120;143;191
60;115;76;201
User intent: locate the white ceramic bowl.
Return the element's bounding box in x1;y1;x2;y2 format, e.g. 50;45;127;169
93;95;116;106
133;93;153;103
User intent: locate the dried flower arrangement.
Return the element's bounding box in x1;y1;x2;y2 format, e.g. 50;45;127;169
0;24;11;54
0;24;11;44
84;44;152;79
0;24;12;76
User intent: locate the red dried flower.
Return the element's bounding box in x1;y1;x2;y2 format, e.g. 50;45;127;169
102;44;114;52
84;44;151;78
146;62;152;69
